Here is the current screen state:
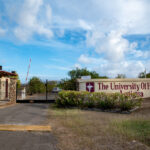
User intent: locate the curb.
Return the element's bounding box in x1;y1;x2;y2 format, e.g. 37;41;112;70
0;124;51;132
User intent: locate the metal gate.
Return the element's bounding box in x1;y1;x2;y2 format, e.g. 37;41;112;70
16;80;57;103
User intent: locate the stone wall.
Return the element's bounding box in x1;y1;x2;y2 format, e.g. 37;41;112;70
9;78;17;103
0;79;1;100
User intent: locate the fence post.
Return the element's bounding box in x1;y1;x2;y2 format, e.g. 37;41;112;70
46;80;48;101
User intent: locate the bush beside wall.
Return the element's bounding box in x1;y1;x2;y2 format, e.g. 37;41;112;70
56;91;142;111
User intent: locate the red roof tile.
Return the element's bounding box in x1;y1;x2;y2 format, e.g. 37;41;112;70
0;71;17;77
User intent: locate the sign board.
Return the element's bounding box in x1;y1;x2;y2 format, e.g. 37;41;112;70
81;76;91;80
77;78;150;98
86;82;94;92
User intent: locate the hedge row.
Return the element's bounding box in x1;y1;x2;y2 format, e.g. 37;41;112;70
56;91;143;111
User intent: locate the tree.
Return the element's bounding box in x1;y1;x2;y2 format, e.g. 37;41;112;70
68;68;108;79
146;73;150;78
58;68;108;90
58;78;76;90
17;80;21;89
47;81;57;92
27;77;45;94
138;72;150;78
116;74;126;79
138;72;145;78
11;71;21;89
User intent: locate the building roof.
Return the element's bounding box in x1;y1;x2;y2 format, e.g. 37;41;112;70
0;71;17;77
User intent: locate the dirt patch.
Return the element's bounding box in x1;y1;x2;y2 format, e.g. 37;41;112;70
48;100;150;150
0;101;16;109
131;99;150;118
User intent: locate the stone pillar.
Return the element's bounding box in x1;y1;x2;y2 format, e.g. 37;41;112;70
0;79;1;100
9;78;17;103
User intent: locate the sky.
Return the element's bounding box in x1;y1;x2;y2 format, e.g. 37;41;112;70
0;0;150;82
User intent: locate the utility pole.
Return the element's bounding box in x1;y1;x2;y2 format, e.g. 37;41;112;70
145;68;146;78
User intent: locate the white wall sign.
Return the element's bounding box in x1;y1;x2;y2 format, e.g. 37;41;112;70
81;76;91;80
77;78;150;98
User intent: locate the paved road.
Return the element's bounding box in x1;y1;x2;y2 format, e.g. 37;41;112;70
0;104;50;125
0;104;58;150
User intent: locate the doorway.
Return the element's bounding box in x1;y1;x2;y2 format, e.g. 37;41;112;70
5;79;8;98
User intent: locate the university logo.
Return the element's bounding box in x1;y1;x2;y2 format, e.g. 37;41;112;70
86;82;94;92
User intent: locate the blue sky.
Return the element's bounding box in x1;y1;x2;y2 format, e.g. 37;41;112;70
0;0;150;82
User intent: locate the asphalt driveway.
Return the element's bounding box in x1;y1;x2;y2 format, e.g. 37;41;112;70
0;104;58;150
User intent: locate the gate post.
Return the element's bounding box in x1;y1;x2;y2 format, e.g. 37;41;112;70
16;82;18;101
46;80;48;101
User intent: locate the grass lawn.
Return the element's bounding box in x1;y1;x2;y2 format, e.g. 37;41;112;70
113;119;150;146
48;100;150;150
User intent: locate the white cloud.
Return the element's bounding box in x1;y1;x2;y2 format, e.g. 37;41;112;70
85;27;150;68
13;0;53;41
48;0;150;33
74;63;81;68
129;49;150;58
78;54;91;64
46;5;52;23
2;0;150;39
141;36;150;48
114;0;147;33
86;30;132;62
78;54;106;64
45;63;83;72
96;60;145;78
14;27;32;42
78;54;146;78
45;65;70;71
78;19;92;30
0;27;6;35
1;0;150;78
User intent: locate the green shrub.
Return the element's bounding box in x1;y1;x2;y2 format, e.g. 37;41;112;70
118;93;142;111
56;91;142;111
97;94;116;110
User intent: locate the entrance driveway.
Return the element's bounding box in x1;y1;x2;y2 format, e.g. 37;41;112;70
0;104;58;150
0;104;50;125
